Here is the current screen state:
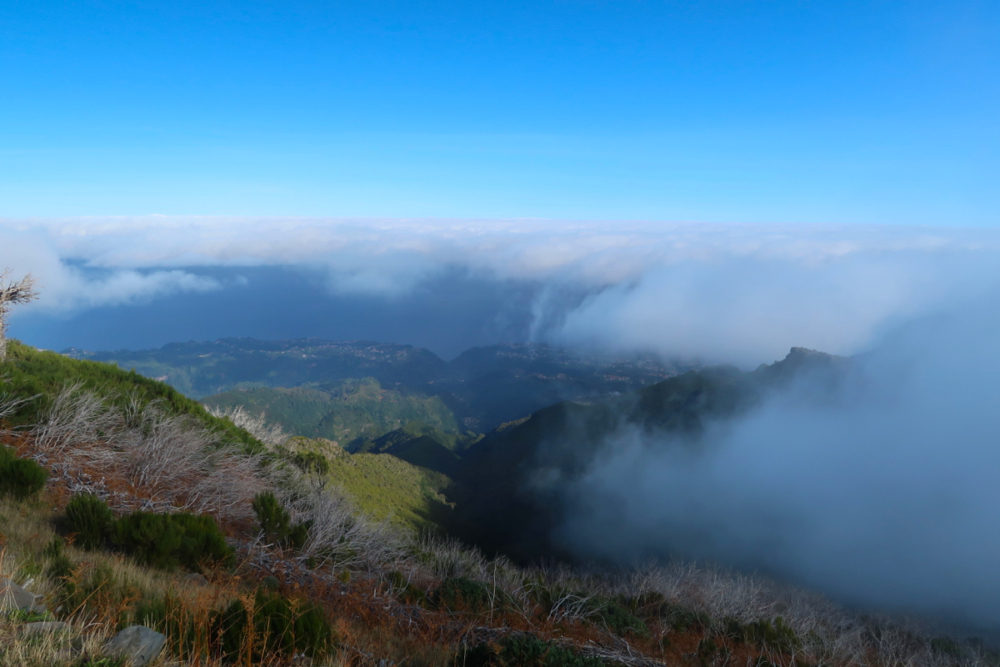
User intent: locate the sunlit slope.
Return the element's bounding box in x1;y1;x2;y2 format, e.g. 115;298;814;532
203;378;459;443
277;436;453;532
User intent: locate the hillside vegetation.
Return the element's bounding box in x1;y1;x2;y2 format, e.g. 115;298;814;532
72;338;681;430
203;378;460;444
2;339;994;666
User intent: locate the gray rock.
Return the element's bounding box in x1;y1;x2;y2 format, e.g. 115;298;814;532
0;577;46;614
19;621;71;637
183;572;208;587
104;625;167;667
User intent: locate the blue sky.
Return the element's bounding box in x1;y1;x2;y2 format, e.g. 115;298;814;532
2;1;998;225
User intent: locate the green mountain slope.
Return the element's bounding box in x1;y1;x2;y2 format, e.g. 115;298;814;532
0;340;263;453
279;436;453;532
69;338;683;431
203;378;459;443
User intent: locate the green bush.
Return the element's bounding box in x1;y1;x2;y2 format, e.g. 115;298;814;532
292;450;330;476
591;598;647;637
112;512;183;569
742;616;800;653
462;633;603;667
432;576;493;613
252;491;309;549
385;570;427;605
112;511;232;571
43;537;74;580
168;512;235;570
64;493;114;550
0;446;47;499
214;588;334;661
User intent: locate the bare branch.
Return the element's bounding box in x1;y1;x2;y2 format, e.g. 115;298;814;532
0;269;39;362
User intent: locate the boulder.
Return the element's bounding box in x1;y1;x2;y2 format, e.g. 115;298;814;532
104;625;167;667
0;577;46;614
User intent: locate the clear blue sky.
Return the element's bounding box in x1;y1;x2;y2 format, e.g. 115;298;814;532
1;1;997;225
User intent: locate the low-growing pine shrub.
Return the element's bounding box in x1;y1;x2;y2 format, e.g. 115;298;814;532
432;576;492;613
112;512;184;569
252;491;309;549
292;450;330;476
64;493;114;549
112;510;233;571
42;536;74;580
590;597;648;637
743;616;801;653
0;445;47;499
463;633;603;667
214;588;335;661
169;512;235;569
385;570;427;605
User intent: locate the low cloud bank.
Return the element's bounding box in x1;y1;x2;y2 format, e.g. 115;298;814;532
557;295;1000;624
2;217;999;365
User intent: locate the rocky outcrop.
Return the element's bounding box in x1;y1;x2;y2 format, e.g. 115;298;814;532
104;625;167;667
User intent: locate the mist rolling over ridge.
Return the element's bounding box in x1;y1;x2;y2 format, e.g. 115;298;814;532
555;295;1000;626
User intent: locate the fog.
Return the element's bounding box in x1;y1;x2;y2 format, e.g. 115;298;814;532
557;295;1000;625
3;218;998;365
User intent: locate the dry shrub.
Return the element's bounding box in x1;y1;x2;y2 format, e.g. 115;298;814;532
207;405;288;447
27;384;267;523
290;480;405;572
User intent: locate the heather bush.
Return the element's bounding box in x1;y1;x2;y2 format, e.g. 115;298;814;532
112;510;233;571
463;633;604;667
112;512;183;569
252;491;310;549
215;588;335;661
63;493;114;550
432;576;493;613
0;445;47;499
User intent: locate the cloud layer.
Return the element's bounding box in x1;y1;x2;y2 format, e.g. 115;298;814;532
2;217;999;364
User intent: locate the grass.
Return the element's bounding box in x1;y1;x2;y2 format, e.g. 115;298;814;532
278;436;454;533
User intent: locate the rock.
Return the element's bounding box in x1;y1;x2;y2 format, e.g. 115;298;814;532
0;577;47;614
183;572;209;587
19;621;71;637
103;625;167;667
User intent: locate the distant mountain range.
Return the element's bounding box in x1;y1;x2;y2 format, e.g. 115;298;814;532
67;338;686;431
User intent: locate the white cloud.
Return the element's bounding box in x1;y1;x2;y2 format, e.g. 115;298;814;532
2;217;998;363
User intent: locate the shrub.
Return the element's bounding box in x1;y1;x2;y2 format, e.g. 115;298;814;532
112;511;232;571
112;512;183;569
64;493;114;549
252;491;309;549
463;633;603;667
214;588;335;661
385;570;427;605
0;446;47;499
591;597;648;637
743;616;800;653
43;536;73;580
292;450;330;476
433;576;494;613
168;512;235;570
